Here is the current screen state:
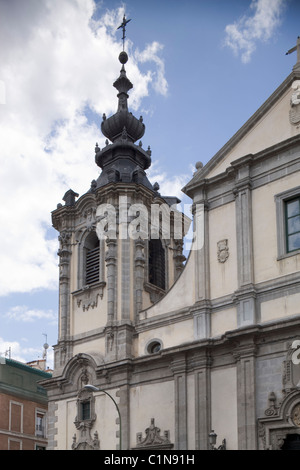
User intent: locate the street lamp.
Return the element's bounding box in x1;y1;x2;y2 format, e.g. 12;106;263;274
84;384;122;450
209;429;226;450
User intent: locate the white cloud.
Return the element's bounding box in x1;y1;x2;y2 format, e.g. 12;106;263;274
0;0;168;296
224;0;286;63
4;305;57;323
1;306;56;366
154;173;190;201
148;160;191;201
134;42;168;97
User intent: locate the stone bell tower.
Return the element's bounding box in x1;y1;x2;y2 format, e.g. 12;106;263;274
51;42;188;373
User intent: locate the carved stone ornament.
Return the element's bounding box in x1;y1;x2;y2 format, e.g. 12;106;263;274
73;388;98;450
257;343;300;450
83;207;97;231
289;80;300;125
134;418;173;450
77;292;100;311
258;390;300;449
74;284;105;312
292;404;300;427
217;239;229;263
72;430;100;450
289;106;300;125
282;340;300;396
264;391;280;417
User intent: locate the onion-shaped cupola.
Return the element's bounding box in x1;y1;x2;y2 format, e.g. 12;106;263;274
101;51;145;144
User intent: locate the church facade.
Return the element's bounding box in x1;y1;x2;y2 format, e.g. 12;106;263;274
42;39;300;450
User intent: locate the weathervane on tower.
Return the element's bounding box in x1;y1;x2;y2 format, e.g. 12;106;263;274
117;14;131;51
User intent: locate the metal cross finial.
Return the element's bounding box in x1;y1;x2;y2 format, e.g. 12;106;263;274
117;14;131;51
286;36;300;64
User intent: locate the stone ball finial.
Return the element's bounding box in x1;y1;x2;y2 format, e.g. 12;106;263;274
119;51;128;65
195;161;203;170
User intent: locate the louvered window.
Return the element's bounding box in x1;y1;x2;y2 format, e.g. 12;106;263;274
86;244;100;284
84;231;100;285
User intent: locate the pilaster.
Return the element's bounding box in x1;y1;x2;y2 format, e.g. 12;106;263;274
192;301;211;340
194;200;210;303
234;161;256;327
233;342;257;450
105;236;118;323
134;238;145;320
56;230;73;368
170;354;187;450
117;384;130;450
121;236;131;320
191;351;212;450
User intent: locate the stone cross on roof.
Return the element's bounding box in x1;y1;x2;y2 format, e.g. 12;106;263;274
286;36;300;66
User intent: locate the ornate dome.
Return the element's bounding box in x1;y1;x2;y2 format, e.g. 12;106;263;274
101;109;145;144
101;53;145;143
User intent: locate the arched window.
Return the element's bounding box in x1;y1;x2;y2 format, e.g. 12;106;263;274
84;231;100;285
148;239;165;290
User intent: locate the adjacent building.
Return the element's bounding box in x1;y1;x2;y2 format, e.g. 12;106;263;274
42;38;300;450
0;357;51;450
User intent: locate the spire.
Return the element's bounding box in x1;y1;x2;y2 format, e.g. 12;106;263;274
100;16;145;144
94;15;153;191
114;15;133;112
113;52;133;113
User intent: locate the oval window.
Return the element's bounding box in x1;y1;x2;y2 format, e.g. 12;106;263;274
147;341;162;354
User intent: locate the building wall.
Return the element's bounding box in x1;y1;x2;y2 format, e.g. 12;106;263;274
0;359;50;450
0;392;48;450
208;201;238;300
129;381;175;449
211;367;238;449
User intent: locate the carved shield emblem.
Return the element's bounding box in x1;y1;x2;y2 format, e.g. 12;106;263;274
217;239;229;263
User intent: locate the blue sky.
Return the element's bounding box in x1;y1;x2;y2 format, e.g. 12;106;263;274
0;0;299;368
